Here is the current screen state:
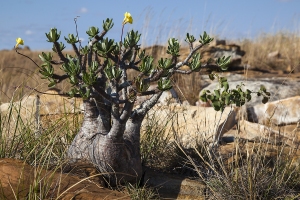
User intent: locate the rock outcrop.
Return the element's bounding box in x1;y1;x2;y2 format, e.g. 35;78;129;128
143;105;237;148
247;96;300;125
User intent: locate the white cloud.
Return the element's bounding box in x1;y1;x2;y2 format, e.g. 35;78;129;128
25;30;33;35
79;7;88;14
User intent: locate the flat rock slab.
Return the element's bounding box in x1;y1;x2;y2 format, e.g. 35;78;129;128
143;105;237;148
219;139;300;167
0;158;129;200
223;120;300;148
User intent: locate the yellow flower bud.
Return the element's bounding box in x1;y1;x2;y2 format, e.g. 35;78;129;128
15;37;24;48
123;12;133;25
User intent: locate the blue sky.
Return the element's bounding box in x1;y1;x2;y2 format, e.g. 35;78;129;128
1;0;299;50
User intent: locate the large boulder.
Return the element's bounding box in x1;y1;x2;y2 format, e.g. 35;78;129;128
0;90;83;117
223;120;300;148
143;105;237;148
247;96;300;125
0;90;83;137
0;158;128;199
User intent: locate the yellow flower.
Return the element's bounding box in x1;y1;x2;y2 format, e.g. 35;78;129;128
123;12;133;25
15;37;24;48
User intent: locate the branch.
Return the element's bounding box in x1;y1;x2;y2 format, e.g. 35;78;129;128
149;70;164;82
120;100;134;123
137;89;160;96
134;59;142;65
126;63;140;71
174;69;193;74
122;47;133;61
173;43;204;70
120;63;128;100
132;91;163;118
92;84;126;105
130;47;138;63
110;81;120;119
50;60;65;65
53;41;68;62
119;81;132;90
91;30;107;45
52;74;69;83
72;43;82;68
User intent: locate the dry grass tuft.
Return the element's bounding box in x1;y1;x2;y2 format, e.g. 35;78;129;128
239;32;300;73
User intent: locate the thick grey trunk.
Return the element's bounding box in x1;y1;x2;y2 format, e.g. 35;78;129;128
67;99;109;161
89;118;142;185
67;100;143;185
67;92;162;185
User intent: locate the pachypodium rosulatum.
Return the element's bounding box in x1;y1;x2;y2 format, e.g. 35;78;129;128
15;12;269;186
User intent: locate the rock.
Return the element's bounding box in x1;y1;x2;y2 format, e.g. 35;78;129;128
267;50;281;59
219;139;300;167
195;100;211;107
0;90;83;137
200;78;300;107
143;105;237;148
0;158;128;199
223;120;300;148
0;89;83;116
209;39;226;46
247;96;300;125
143;167;205;199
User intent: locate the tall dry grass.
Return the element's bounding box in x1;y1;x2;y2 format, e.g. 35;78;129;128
239;31;300;73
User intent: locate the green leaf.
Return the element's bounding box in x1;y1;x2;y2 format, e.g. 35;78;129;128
189;53;202;71
262;97;269;104
222;81;229;91
225;94;230;105
80;46;89;55
167;38;180;57
157;58;173;70
102;18;114;31
200;92;207;102
260;85;267;92
158;78;172;91
185;33;196;43
214;89;220;98
48;82;56;88
212;100;221;111
135;78;150;93
45;28;61;42
124;30;141;48
86;26;99;39
209;73;215;81
216;56;231;70
95;38;116;56
199;31;214;45
64;33;78;44
139;56;154;75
